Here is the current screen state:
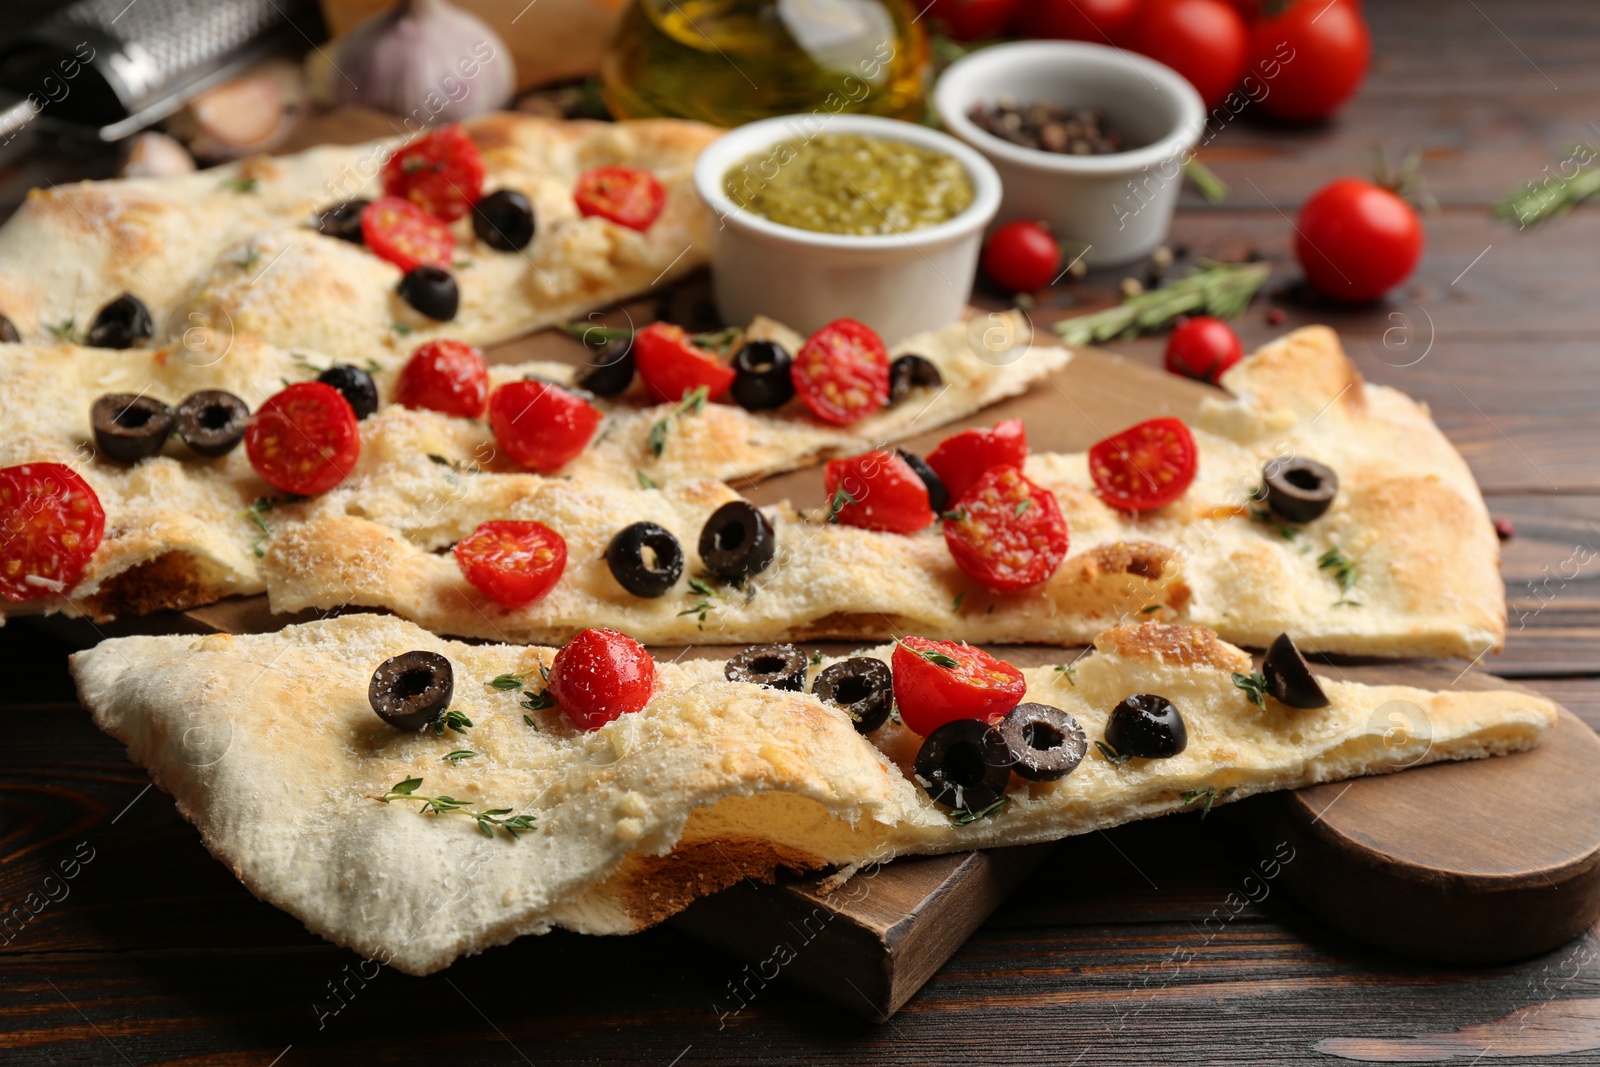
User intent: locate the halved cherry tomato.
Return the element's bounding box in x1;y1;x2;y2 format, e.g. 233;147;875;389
1165;316;1244;384
454;520;567;608
633;323;736;405
550;627;656;730
1088;417;1198;512
360;196;455;273
943;465;1069;592
926;419;1028;502
574;167;667;232
0;463;105;602
381;125;485;222
892;636;1027;736
489;380;602;473
791;319;890;426
824;451;934;534
245;382;360;496
396;339;489;418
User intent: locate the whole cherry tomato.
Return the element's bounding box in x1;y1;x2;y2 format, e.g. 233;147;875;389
1249;0;1371;122
982;221;1060;294
1295;178;1423;303
1013;0;1140;41
1165;316;1244;384
488;380;602;472
395;339;489;418
1125;0;1250;108
929;0;1021;40
550;627;655;731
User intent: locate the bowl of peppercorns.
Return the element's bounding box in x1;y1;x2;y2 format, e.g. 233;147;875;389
935;40;1205;268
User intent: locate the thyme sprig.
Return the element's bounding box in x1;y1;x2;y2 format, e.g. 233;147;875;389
895;638;959;669
826;485;859;523
1181;786;1237;819
1054;261;1270;347
379;777;537;840
648;385;709;457
949;796;1010;826
1054;664;1077;686
1318;546;1359;604
1232;671;1269;710
433;709;473;736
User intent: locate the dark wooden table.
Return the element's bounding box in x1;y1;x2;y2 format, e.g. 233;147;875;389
5;2;1600;1062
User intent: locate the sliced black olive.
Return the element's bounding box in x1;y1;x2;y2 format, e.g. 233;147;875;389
1105;694;1188;759
998;703;1088;782
0;313;18;343
1262;633;1331;709
369;650;455;731
176;390;249;457
729;340;794;411
813;657;893;733
1263;457;1339;524
317;199;369;243
86;293;154;349
914;719;1014;810
397;266;459;321
896;449;949;514
889;353;943;405
91;393;173;464
698;501;775;584
725;643;808;692
575;340;635;396
472;189;536;251
605;521;684;598
318;364;379;420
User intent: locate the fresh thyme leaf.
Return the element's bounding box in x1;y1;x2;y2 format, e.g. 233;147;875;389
1317;546;1358;595
220;175;259;194
444;750;475;762
647;385;711;458
236;246;262;273
486;672;527;692
45;319;79;343
690;326;741;356
687;576;718;597
433;709;473;735
1054;261;1270;347
389;776;423;796
827;485;859;523
637;469;659;490
1014;498;1033;517
940;506;969;523
379;778;536;840
523;714;537;728
559;321;634;346
520;688;557;712
1181;786;1237;819
895;638;960;669
1140;604;1162;614
952;592;964;613
1054;664;1077;686
1232;671;1268;710
810;651;823;666
949;796;1011;825
1095;740;1133;766
390;321;414;335
365;359;383;374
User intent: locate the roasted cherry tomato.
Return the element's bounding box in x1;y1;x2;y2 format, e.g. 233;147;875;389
633;323;736;405
928;0;1021;40
1126;0;1250;108
550;627;656;730
1249;0;1371;122
360;196;455;273
1014;0;1140;41
1295;178;1423;303
488;379;602;473
574;167;667;232
983;221;1061;293
892;636;1027;736
1088;417;1198;512
381;125;485;222
824;451;935;534
791;319;890;426
926;419;1028;502
395;339;490;418
1165;316;1244;384
245;382;361;496
943;465;1069;593
454;520;567;608
0;463;105;602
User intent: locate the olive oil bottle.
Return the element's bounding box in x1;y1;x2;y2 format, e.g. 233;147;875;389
603;0;929;127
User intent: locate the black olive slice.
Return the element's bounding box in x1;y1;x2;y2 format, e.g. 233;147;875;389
698;501;775;584
369;650;454;731
575;340;635;396
1105;694;1188;759
176;390;250;457
317;199;369;243
318;364;380;420
914;719;1014;810
91;393;173;464
725;643;808;692
605;521;685;598
1263;457;1339;524
0;313;18;343
397;266;459;321
813;657;893;733
472;189;536;251
998;703;1088;781
888;354;943;405
896;449;949;514
729;340;794;411
1262;633;1331;709
86;293;154;349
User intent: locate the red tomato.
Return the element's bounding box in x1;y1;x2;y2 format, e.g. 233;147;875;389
824;451;935;534
359;197;455;273
929;0;1021;40
1014;0;1140;41
454;520;567;608
982;221;1061;293
943;466;1069;592
0;463;105;601
395;339;490;418
381;125;485;222
892;636;1027;736
574;167;667;231
245;382;360;496
1088;417;1198;512
926;419;1028;502
488;380;602;473
1126;0;1250;108
1164;316;1244;383
1295;178;1423;303
1249;0;1370;122
791;319;890;426
549;627;656;731
633;323;736;405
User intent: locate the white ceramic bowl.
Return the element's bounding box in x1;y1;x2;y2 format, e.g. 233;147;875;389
693;114;1002;342
935;41;1206;268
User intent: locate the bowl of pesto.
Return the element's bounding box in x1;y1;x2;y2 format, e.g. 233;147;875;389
694;114;1001;342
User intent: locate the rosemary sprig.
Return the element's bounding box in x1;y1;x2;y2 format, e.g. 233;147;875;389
1495;146;1600;227
433;709;473;736
1095;740;1133;767
1232;671;1269;710
1181;785;1237;819
949;796;1010;826
648;385;710;457
379;777;537;840
1182;158;1229;203
1054;261;1270;347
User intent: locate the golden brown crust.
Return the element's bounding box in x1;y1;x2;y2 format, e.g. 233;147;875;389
584;838;829;933
1094;623;1253;672
78;552;229;621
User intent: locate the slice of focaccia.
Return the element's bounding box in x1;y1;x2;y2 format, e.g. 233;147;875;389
70;615;1556;975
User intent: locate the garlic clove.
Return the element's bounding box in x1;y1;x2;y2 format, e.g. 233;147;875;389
331;0;516;125
121;132;196;178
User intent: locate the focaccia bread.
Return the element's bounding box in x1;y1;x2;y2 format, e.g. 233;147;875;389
70;614;1556;974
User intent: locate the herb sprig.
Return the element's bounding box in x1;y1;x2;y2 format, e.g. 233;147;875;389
1181;786;1237;819
380;777;537;840
949;796;1009;826
1232;671;1269;710
1318;546;1360;605
826;485;859;523
1054;261;1270;347
648;385;709;457
433;709;473;736
895;638;959;669
1495;145;1600;227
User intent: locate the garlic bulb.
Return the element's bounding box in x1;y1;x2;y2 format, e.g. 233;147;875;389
331;0;516;124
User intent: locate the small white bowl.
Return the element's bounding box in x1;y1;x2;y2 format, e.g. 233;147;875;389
935;41;1206;268
694;114;1002;342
